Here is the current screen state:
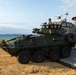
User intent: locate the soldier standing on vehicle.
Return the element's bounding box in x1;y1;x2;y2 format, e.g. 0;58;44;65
48;18;52;25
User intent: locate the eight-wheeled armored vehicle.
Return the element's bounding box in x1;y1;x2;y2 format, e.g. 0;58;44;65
0;23;76;64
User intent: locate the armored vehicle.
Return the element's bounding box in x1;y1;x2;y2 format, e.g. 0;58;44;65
0;23;76;64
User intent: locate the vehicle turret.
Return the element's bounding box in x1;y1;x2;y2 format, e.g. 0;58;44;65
32;23;66;35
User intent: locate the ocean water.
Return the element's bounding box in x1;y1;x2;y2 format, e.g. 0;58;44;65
0;34;21;40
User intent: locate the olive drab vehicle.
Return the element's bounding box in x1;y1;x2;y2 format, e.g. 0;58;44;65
0;21;76;64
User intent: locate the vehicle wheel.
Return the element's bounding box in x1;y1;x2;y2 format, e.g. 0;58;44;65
60;47;71;58
17;51;30;64
50;50;60;61
33;51;45;63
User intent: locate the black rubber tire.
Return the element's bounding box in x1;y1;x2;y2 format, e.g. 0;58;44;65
17;51;30;64
49;50;60;61
60;47;71;58
33;51;45;63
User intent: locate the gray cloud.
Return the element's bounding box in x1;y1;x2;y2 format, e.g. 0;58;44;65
0;23;30;29
0;26;32;34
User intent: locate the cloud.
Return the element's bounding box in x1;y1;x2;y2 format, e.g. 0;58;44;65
58;0;76;20
0;13;25;17
0;22;38;30
59;0;76;11
0;23;33;34
0;27;31;34
0;23;29;29
8;13;25;17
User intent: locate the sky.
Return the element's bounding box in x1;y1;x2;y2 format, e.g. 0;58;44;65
0;0;76;34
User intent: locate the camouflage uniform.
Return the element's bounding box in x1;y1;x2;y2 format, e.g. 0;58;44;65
48;18;52;25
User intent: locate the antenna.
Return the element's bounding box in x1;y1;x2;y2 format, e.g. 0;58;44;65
65;12;69;22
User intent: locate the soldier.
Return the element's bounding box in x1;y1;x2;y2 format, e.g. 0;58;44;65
20;35;25;39
48;18;52;25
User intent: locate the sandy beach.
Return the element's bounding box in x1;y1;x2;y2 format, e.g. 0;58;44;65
0;48;76;75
